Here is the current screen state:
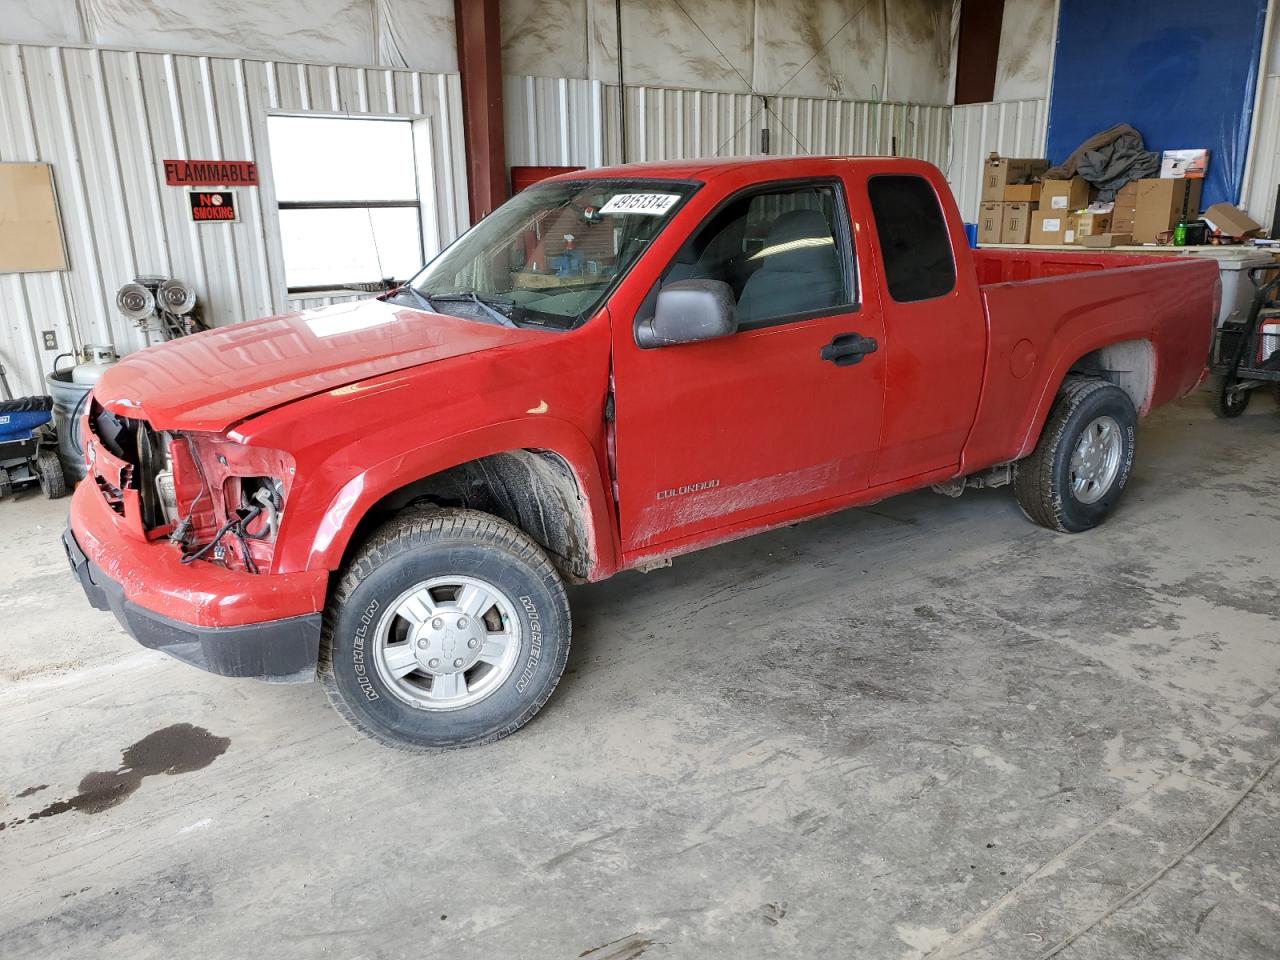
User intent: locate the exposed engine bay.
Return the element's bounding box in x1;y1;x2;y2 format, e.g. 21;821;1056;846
90;403;291;573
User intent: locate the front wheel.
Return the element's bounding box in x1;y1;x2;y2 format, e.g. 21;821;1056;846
320;508;571;751
1014;377;1137;533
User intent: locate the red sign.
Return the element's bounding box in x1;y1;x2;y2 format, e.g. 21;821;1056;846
164;159;258;187
188;190;238;223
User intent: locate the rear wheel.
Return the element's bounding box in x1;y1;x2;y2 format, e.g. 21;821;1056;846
1014;377;1137;533
320;508;571;751
37;449;66;499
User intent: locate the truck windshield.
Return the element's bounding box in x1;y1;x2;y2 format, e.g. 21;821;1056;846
405;179;697;329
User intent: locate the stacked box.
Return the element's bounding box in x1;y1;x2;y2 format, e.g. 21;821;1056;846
1132;178;1202;244
1112;181;1139;236
1001;202;1033;243
977;202;1004;244
981;155;1049;203
978;199;1036;244
1073;211;1112;242
1030;211;1079;245
1040;178;1092;215
976;154;1048;244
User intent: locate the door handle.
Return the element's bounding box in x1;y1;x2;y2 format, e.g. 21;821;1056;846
820;332;878;366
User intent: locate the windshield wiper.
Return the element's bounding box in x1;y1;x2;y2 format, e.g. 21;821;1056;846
426;292;519;328
391;285;434;312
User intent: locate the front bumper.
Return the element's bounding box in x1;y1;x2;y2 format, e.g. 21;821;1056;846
65;479;327;682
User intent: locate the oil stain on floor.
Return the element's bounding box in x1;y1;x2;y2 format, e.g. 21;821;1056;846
3;723;229;830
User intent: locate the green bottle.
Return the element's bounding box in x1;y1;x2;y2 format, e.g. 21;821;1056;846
1173;220;1188;246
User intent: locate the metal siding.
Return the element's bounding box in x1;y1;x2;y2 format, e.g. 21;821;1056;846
503;76;950;171
0;41;467;397
947;98;1048;224
1243;73;1280;227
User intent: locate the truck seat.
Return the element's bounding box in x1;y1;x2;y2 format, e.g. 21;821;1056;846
736;209;842;323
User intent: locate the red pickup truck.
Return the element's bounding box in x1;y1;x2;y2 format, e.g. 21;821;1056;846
64;157;1219;750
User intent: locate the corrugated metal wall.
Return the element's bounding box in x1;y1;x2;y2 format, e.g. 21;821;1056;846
0;42;466;397
946;98;1049;223
507;77;951;172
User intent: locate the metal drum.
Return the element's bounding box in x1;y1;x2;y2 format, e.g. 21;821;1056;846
46;346;118;482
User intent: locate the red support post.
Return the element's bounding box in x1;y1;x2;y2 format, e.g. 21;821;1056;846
454;0;508;222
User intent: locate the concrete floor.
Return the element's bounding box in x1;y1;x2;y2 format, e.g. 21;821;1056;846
1;388;1279;960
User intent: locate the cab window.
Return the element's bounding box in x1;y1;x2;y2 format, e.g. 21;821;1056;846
660;182;855;330
867;175;956;303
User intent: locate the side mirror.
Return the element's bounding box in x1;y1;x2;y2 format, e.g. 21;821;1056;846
636;279;738;348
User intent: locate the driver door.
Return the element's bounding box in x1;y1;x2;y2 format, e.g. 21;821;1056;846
609;176;887;557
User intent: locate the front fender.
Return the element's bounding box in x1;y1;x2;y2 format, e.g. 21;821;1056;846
276;415;617;578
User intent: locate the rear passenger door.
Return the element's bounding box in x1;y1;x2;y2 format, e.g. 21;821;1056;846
610;177;888;556
862;173;987;485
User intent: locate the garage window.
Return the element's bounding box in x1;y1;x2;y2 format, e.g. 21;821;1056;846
268;116;424;293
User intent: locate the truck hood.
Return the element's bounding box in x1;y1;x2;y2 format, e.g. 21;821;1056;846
96;299;546;432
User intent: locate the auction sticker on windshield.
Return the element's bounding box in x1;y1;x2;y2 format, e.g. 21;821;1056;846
599;193;682;215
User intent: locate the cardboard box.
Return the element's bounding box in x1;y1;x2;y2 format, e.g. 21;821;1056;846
1160;149;1209;179
1202;203;1262;239
1133;178;1202;243
1031;210;1078;245
1001;201;1032;243
1114;181;1139;204
1082;232;1132;249
977;202;1004;244
1112;216;1136;234
1041;177;1092;213
982;154;1049;202
1073;211;1112;241
1003;182;1042;203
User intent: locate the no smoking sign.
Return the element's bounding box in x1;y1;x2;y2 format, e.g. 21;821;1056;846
187;189;238;223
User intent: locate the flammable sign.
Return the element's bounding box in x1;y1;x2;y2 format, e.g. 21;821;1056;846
188;190;238;223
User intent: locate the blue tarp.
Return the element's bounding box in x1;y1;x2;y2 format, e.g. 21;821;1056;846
1046;0;1268;208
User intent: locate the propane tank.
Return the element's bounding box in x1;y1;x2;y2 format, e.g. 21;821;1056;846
48;345;120;482
70;344;120;385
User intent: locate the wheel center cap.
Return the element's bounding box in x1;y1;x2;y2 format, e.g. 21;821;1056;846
413;615;486;674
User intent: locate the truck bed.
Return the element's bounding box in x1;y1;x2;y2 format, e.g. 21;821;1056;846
960;249;1220;474
971;248;1183;286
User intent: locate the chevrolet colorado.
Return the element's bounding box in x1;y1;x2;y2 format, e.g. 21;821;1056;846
64;157;1220;750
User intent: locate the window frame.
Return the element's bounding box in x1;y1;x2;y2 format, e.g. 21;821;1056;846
268;114;425;294
649;176;859;336
865;173;958;305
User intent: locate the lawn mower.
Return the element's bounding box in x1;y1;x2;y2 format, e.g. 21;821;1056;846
0;364;65;500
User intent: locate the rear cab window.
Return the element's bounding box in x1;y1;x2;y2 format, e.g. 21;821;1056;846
867;175;956;303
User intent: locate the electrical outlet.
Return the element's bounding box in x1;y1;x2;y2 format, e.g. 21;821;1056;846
42;330;57;350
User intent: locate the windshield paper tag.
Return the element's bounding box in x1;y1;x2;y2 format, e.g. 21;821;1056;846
599;193;681;216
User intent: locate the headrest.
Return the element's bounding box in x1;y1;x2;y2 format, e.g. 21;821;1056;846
758;209;836;273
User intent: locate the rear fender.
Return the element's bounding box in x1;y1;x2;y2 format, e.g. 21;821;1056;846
1016;332;1157;459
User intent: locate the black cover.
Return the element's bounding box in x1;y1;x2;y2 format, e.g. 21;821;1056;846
0;395;53;414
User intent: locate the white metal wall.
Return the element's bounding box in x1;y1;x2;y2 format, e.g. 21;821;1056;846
0;42;467;397
506;77;951;172
946;98;1049;223
1244;72;1280;226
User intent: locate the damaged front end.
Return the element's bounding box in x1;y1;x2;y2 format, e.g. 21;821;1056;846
87;401;293;575
65;399;326;682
